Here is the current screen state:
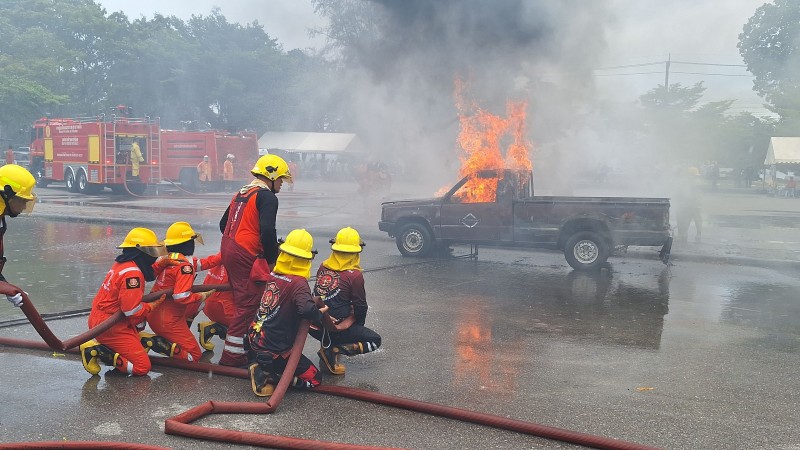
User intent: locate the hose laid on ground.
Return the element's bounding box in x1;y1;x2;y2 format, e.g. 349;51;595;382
0;292;661;450
0;442;169;450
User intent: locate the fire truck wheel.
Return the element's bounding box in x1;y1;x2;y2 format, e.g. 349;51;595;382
77;171;100;194
396;223;434;257
65;169;78;193
564;231;609;271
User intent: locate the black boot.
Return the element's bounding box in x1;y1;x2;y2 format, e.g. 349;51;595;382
139;332;181;357
249;353;276;397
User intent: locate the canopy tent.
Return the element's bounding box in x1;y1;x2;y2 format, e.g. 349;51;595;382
765;137;800;167
257;132;365;155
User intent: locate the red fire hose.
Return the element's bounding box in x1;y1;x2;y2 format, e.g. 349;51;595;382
0;291;662;450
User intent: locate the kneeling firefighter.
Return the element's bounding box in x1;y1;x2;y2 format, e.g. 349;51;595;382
246;229;336;396
80;228;173;376
312;227;381;375
147;222;218;362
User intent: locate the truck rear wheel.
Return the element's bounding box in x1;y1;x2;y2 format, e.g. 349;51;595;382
77;171;101;194
564;231;609;271
396;223;434;257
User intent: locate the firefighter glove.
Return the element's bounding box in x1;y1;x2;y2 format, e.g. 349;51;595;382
6;293;23;307
197;289;216;302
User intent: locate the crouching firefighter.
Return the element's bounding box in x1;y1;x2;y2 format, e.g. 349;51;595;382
312;227;381;375
246;229;335;396
80;228;177;376
148;221;218;362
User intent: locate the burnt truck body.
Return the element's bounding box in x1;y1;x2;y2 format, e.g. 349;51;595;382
379;169;672;270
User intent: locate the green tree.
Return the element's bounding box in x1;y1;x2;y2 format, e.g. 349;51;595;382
738;0;800;123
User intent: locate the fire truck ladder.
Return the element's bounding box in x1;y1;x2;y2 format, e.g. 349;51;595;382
148;120;161;184
103;121;117;185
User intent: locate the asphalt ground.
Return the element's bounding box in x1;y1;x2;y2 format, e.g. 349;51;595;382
0;179;799;449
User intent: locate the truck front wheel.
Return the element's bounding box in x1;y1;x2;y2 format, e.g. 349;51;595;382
65;169;78;193
396;223;434;257
564;231;609;271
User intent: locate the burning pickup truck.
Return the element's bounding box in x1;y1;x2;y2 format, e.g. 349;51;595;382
379;169;672;270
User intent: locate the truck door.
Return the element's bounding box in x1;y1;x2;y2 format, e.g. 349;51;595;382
439;172;513;242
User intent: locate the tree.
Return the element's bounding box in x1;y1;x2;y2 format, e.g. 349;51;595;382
738;0;800;123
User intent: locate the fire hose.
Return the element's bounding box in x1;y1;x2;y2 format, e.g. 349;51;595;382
0;292;661;450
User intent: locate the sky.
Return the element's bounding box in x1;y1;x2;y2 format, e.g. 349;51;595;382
96;0;770;115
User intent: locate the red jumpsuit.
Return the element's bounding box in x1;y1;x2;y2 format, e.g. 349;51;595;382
87;261;156;376
148;253;220;362
199;264;234;326
218;182;279;366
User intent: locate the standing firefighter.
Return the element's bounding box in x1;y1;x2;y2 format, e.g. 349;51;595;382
218;154;292;367
313;227;381;375
0;165;37;308
223;153;235;190
197;155;211;192
79;228;170;376
130;140;144;177
147;222;218;362
247;229;331;396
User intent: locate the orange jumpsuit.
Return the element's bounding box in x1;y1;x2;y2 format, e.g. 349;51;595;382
148;253;221;361
223;159;234;181
87;261;157;376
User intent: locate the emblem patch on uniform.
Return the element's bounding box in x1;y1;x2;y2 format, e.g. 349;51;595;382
181;265;194;274
315;268;340;296
258;281;281;313
126;277;140;289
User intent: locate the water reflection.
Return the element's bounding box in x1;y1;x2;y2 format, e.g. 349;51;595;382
722;283;800;351
1;218;149;320
449;265;671;394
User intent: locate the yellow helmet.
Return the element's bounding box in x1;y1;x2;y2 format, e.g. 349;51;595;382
251;154;292;182
0;164;36;200
279;228;315;259
330;227;364;253
164;221;204;246
275;229;316;278
118;227;167;257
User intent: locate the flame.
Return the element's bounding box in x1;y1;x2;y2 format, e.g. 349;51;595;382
443;79;533;202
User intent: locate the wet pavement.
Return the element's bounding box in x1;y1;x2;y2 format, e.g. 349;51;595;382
1;180;799;449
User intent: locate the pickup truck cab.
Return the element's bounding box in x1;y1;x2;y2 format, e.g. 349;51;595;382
379;169;672;270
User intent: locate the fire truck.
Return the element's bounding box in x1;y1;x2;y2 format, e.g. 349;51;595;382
29;108;259;194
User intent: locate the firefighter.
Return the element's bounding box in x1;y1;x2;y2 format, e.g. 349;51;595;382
130;139;144;177
247;229;331;396
0;164;37;308
197;155;211;192
147;222;219;362
196;263;233;351
79;228;171;376
223;153;235;190
312;227;381;375
5;145;13;165
217;154;292;367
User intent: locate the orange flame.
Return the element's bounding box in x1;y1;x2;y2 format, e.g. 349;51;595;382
445;79;533;202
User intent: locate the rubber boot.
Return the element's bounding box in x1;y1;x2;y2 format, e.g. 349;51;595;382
249;353;276;397
318;345;346;375
197;321;228;351
79;339;120;376
139;331;181;357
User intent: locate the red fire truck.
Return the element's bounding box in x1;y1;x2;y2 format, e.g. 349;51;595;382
29;109;259;194
159;129;259;192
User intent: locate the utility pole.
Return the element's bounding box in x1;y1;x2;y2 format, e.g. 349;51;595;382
665;53;671;93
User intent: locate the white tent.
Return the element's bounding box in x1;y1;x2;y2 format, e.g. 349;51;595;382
764;137;800;166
